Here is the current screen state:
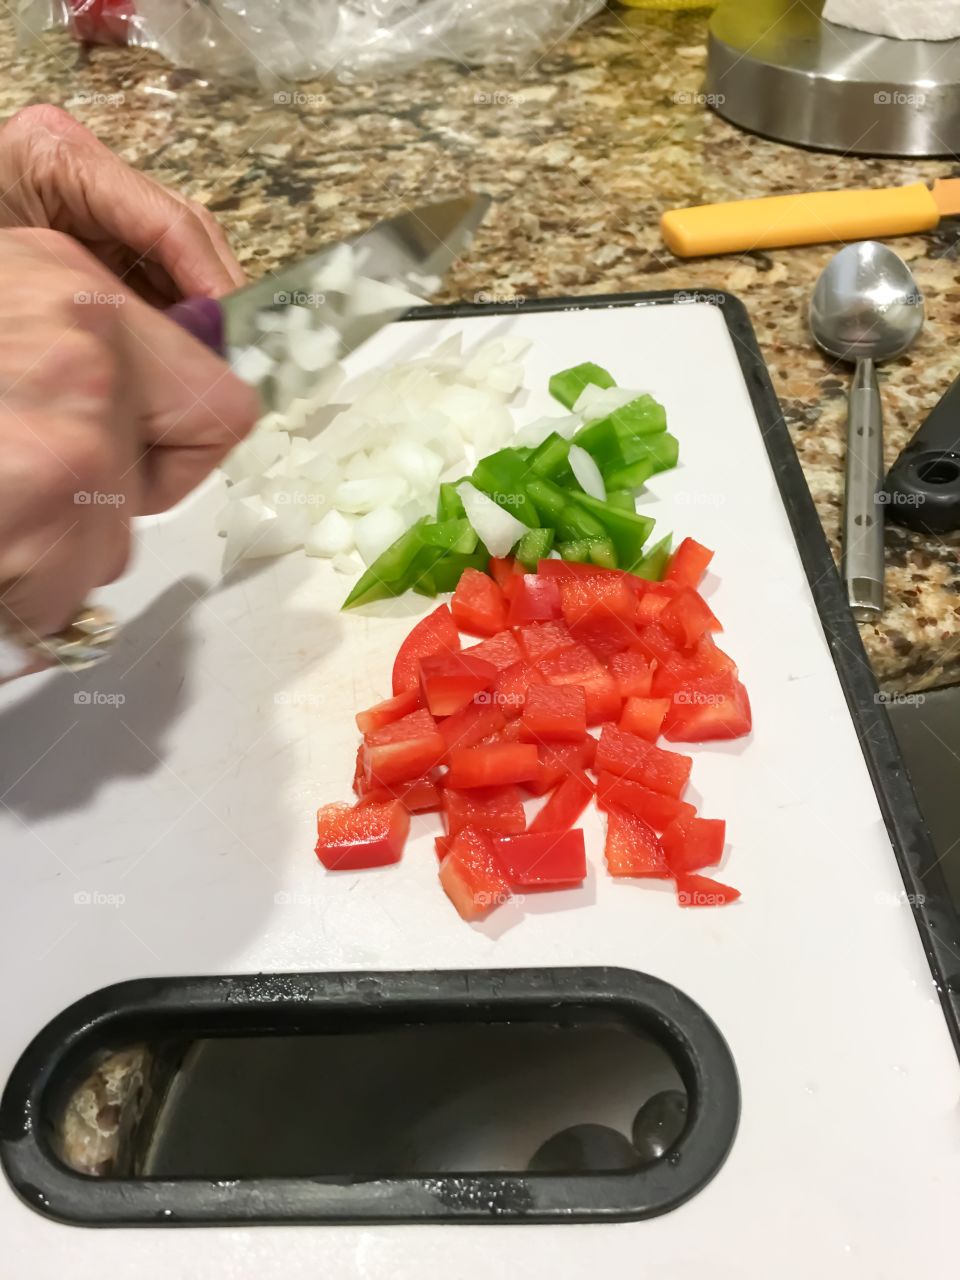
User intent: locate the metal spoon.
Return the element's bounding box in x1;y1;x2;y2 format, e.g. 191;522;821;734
809;242;924;622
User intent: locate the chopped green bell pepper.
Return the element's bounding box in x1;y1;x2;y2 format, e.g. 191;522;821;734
343;517;478;609
564;490;655;571
471;449;541;529
587;537;618;569
618;431;679;475
421;518;478;554
414;550;489;596
529;432;571;481
516;526;555;570
436;482;465;522
549;362;615;410
526;478;608;542
631;533;673;581
559;539;592;562
603;457;656;491
605;488;637;512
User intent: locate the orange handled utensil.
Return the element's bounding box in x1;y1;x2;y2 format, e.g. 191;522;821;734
661;179;960;258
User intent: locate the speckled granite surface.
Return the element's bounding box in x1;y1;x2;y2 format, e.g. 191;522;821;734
3;7;960;691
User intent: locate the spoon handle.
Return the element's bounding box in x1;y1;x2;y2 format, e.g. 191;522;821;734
842;357;885;622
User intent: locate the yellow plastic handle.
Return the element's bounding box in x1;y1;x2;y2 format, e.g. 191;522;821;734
660;183;939;257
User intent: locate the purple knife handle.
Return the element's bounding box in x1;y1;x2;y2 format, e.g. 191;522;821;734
165;296;226;356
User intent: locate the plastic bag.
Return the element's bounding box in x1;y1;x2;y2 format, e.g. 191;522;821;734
19;0;605;82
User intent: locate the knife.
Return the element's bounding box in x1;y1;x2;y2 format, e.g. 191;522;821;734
166;193;490;410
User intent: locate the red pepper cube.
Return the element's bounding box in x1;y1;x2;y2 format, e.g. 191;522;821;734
571;615;637;662
438;825;512;920
515;619;575;665
355;687;422;736
419;650;498;717
488;556;524;589
658;588;722;651
442;784;527;838
675;871;740;907
635;591;673;626
357;773;442;813
594;725;692;798
608;649;654;699
520;682;588;744
538;643;621;726
463;629;523;672
527;769;594;834
661;815;726;874
437;701;507;757
664;536;714;589
559;573;638;629
496;828;587;888
506;574;563;626
618;696;671;742
361;708;446;788
603;805;669;878
524;741;595;796
392;604;461;695
662;675;752;742
595;771;696;831
494;660;546;720
315;800;410;871
452;568;509;637
445;742;540;789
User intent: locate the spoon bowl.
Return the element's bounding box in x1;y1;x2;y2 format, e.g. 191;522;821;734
809;241;923;364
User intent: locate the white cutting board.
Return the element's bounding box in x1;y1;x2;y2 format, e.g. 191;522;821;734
0;300;956;1279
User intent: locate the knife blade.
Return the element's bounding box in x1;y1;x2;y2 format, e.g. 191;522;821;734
167;193;490;410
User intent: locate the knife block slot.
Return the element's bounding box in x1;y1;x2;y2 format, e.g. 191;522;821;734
0;967;739;1226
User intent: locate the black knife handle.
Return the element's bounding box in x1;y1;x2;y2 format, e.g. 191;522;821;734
883;372;960;533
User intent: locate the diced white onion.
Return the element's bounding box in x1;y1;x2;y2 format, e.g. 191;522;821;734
306;509;355;558
568;445;606;502
354;508;408;566
456;481;526;558
573;384;644;420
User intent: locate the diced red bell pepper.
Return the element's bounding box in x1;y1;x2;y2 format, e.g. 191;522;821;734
442;784;527;837
494;660;546;720
315;800;410;870
594;725;692;798
640;628;737;697
445;742;540;788
516;619;576;664
355;687;422;735
662;674;752;742
351;742;366;798
559;573;638;629
506;574;563;625
463;629;523;672
619;696;671;742
661;814;726;873
595;771;696;831
489;718;523;744
603;805;670;878
488;556;523;589
496;828;587;888
419;650;498;716
675;871;740;907
608;649;654;699
357;773;442;812
524;740;596;796
658;588;721;651
520;683;588;744
538;643;621;726
392;604;461;695
635;591;673;626
571;615;637;662
665;537;714;589
451;567;509;636
438;825;512;920
361;708;446;788
437;701;506;757
527;770;594;833
536;559;632;584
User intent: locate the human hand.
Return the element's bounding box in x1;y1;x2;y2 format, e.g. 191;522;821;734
0;104;246;305
0;228;258;661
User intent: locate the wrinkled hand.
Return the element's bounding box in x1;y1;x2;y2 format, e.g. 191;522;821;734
0;104;246;304
0;228;258;653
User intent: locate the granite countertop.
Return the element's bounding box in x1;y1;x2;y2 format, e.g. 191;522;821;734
3;6;960;692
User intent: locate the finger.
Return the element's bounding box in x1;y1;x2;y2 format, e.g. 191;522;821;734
18;109;246;298
113;295;260;514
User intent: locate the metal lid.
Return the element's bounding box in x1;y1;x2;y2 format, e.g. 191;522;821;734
705;0;960;157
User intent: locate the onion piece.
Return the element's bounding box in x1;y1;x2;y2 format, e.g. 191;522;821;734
306;509;356;558
456;481;525;558
573;384;645;420
354;508;408;566
568;445;606;501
